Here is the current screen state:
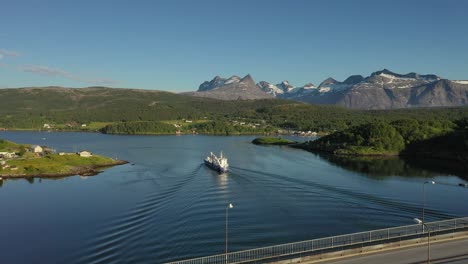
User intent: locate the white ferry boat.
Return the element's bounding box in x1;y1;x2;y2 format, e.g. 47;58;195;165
204;152;229;173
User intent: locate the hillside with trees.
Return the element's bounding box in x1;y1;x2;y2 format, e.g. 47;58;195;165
298;118;468;165
100;121;177;135
1;87;468;135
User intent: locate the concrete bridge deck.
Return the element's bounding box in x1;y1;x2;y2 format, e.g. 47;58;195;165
319;237;468;264
271;230;468;264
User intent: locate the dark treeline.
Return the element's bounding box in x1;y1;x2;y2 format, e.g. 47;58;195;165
100;121;176;135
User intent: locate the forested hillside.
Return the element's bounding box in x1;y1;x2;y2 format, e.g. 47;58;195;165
298;118;468;163
0;87;287;128
1;87;468;134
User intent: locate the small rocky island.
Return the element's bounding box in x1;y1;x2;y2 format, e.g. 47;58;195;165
0;139;127;179
252;137;297;145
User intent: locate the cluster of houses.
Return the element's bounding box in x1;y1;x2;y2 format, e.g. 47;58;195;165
1;146;94;172
30;146;93;157
0;145;53;161
0;151;17;159
295;131;318;137
231;120;263;128
276;130;318;137
0;145;93;161
59;150;93;157
44;123;87;130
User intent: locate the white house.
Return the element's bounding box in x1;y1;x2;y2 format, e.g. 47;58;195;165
43;124;51;129
32;145;43;153
81;124;87;127
78;151;93;157
0;152;17;159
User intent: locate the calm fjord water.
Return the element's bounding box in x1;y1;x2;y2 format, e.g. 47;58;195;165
1;132;467;264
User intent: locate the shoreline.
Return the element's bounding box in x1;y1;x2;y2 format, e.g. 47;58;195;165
0;160;128;179
291;144;400;157
1;129;320;137
290;144;468;165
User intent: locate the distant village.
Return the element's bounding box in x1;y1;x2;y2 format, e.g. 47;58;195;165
171;119;319;136
43;123;88;129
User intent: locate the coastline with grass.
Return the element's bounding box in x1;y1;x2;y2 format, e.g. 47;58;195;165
0;139;127;179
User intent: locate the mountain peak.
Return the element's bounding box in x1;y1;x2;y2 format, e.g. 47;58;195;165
372;69;398;77
343;75;364;85
276;80;294;92
319;77;339;87
303;83;316;88
198;75;227;91
241;74;255;84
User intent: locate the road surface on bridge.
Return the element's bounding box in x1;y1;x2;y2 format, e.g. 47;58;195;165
319;237;468;264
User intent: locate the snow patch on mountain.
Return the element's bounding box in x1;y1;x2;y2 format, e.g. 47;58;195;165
224;76;241;85
318;83;351;93
258;81;284;96
378;73;414;81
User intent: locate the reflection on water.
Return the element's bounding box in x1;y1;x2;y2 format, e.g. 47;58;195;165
216;172;229;187
0;175;75;187
315;152;468;181
403;157;468;181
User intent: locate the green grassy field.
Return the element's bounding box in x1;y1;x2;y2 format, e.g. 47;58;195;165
0;139;29;152
1;154;119;176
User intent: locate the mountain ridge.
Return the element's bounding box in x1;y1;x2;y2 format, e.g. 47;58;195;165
189;69;468;109
184;74;274;100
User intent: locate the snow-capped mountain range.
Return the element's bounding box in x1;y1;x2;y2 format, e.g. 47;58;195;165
185;69;468;109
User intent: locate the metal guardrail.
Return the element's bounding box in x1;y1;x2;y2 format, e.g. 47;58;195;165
166;217;468;264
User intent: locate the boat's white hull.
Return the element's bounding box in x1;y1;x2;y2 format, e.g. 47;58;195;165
204;160;228;173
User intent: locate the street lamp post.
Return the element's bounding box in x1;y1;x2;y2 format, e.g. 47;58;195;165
414;218;431;264
226;203;234;264
422;181;435;231
416;181;467;264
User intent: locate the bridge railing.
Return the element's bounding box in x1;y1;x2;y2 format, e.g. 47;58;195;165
166;217;468;264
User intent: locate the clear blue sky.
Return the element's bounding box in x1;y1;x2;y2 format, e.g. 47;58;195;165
1;0;467;91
